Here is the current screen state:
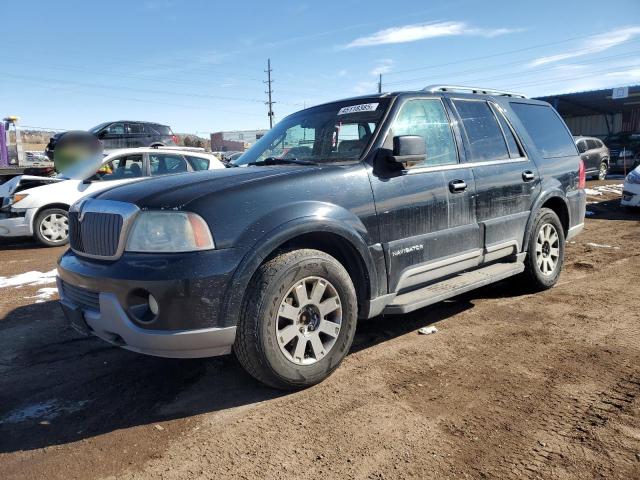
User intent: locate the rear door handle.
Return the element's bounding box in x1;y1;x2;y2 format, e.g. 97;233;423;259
522;171;535;182
449;180;467;193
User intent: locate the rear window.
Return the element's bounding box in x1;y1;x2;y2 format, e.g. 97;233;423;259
148;124;173;136
510;103;576;158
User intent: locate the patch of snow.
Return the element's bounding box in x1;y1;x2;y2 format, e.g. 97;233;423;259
584;188;602;196
0;269;57;288
27;287;59;303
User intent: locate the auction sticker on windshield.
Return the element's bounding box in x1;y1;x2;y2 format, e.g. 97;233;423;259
338;103;379;115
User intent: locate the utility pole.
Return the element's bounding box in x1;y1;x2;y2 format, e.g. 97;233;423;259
264;58;275;129
378;73;382;93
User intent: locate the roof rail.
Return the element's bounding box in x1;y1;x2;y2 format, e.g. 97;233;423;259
423;85;526;98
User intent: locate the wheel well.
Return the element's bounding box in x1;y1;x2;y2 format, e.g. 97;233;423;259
541;197;569;236
267;232;371;313
33;203;70;224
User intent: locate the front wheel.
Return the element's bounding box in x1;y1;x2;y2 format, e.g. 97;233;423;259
598;161;608;181
34;208;69;247
522;208;565;290
234;249;357;390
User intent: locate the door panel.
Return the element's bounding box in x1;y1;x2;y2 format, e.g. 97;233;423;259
449;98;540;259
368;97;479;293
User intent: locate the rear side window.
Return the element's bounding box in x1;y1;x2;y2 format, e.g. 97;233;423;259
511;103;577;158
452;100;509;162
586;139;599;150
186;155;209;171
491;104;523;158
149;124;173;136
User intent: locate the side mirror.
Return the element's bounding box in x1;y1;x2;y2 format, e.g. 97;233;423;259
391;135;426;167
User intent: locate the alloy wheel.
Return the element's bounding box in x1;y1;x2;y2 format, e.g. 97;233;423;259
275;276;342;365
535;223;560;276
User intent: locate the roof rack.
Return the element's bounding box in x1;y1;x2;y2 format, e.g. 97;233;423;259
423;85;526;98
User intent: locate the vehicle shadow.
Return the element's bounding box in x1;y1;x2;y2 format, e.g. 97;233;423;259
587;198;639;221
0;236;47;251
0;278;526;453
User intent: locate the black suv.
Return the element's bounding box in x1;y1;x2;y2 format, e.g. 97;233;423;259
46;121;176;159
57;86;586;389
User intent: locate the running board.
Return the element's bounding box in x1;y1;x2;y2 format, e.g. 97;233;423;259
383;261;525;315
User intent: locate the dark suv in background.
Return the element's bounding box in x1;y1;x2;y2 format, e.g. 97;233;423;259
604;132;640;173
57;85;586;390
46;121;177;160
574;136;609;180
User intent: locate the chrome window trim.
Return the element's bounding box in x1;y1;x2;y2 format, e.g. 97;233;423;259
403;156;530;175
70;198;140;261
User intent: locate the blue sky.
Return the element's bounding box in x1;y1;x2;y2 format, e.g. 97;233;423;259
2;0;639;135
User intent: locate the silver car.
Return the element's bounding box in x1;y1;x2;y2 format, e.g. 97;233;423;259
574;136;610;180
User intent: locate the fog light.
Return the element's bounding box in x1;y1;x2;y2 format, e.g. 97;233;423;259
148;294;159;316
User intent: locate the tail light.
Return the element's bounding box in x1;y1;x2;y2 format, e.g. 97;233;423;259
578;158;586;189
171;135;178;145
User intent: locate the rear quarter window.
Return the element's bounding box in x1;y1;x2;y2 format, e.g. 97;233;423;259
148;124;173;136
510;103;577;158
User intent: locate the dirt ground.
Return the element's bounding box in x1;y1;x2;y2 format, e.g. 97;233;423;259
1;178;639;480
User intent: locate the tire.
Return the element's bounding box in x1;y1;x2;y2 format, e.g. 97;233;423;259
522;208;565;290
34;208;69;247
234;249;358;390
597;161;608;181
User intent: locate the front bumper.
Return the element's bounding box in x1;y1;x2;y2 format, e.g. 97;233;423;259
57;248;246;358
621;183;640;207
0;209;33;237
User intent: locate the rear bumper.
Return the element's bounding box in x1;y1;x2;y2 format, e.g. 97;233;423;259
58;277;236;358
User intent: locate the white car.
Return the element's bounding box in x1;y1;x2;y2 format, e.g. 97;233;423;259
0;147;225;246
621;165;640;208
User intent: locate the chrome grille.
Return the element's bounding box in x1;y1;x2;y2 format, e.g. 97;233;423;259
69;199;139;260
61;280;100;312
69;211;123;257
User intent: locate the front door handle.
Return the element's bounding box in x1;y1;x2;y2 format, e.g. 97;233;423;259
522;171;535;182
449;180;467;193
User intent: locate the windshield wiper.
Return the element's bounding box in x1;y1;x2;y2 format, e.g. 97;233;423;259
246;157;317;167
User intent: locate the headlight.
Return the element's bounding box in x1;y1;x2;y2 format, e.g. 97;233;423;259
126;211;214;252
10;193;29;205
626;170;640;184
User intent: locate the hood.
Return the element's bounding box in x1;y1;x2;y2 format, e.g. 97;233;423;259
0;175;63;197
95;165;316;209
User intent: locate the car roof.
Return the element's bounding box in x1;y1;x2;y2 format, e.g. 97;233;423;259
102;147;217;161
108;120;170;126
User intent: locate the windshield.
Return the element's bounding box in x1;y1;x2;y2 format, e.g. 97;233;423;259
89;122;110;134
233;98;390;166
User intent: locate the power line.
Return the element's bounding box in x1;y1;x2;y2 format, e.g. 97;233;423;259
265;58;275;129
384;48;640;88
384;31;625;77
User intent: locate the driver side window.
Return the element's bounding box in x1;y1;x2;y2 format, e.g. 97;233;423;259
390;99;458;168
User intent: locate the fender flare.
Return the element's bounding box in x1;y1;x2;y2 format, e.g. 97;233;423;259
522;190;569;251
219;216;378;328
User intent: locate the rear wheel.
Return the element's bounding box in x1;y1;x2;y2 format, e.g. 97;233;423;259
522;208;565;290
34;208;69;247
234;249;357;390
